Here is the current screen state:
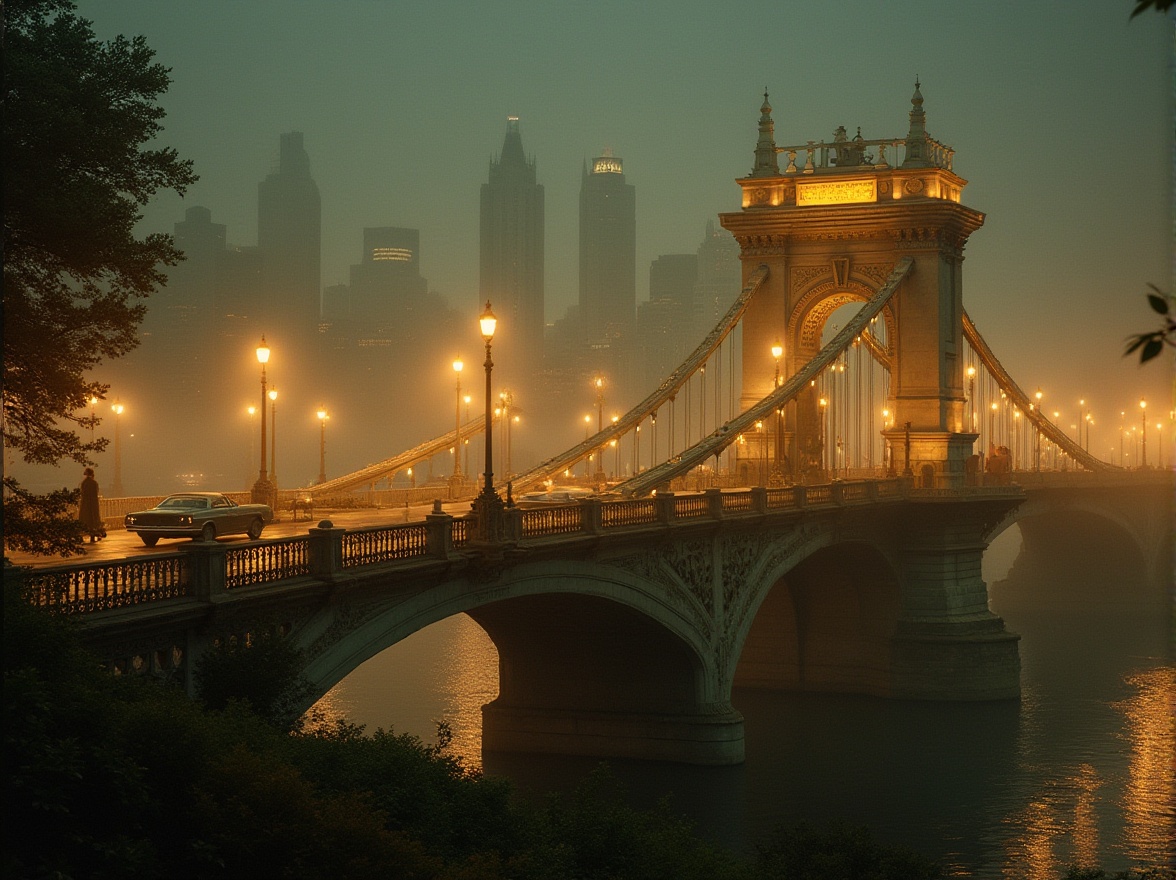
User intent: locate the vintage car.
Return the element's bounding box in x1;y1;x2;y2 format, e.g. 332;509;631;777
513;487;595;508
124;493;273;546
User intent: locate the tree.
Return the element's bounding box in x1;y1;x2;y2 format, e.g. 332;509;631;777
2;0;196;556
1124;285;1176;364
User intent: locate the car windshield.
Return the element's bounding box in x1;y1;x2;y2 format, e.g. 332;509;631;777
158;497;209;510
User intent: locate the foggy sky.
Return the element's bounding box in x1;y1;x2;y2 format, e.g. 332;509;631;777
47;1;1175;489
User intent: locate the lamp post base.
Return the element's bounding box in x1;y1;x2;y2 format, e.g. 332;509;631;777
470;489;506;543
250;477;276;509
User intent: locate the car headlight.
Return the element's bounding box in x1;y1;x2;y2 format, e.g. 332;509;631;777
179;515;192;525
125;515;135;525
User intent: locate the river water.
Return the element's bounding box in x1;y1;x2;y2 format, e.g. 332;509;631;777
310;524;1175;877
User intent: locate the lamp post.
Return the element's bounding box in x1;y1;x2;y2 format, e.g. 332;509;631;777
251;337;275;505
612;415;620;479
269;388;278;492
247;405;257;485
1157;422;1164;469
88;395;99;446
966;366;977;431
771;342;784;484
583;414;592;478
111;401;124;496
1138;397;1147;468
463;394;471;478
452;359;464;484
593;376;606;482
1034;389;1043;472
818;398;828;476
471;302;504;542
316;407;328;484
1078;399;1086;449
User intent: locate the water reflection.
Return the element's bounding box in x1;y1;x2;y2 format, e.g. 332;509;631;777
312;535;1173;876
1118;667;1176;867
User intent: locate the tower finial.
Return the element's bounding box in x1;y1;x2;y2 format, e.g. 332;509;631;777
751;89;780;178
902;77;930;168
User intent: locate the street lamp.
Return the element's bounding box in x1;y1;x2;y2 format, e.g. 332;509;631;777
316;407;328;484
593;376;607;482
471;302;503;542
463;394;472;477
452;359;464;482
1034;389;1043;472
88;395;99;445
966;366;977;430
583;414;592;478
771;342;784;483
818;398;828;475
1138;397;1147;468
251;337;274;505
111;401;124;496
269;388;278;491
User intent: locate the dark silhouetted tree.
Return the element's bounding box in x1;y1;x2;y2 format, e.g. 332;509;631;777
2;0;196;556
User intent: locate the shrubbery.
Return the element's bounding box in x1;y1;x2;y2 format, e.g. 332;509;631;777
6;580;1169;879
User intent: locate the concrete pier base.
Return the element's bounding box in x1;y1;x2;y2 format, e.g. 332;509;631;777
482;700;746;766
889;615;1021;700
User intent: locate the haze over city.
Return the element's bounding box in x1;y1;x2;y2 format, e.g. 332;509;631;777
15;0;1170;495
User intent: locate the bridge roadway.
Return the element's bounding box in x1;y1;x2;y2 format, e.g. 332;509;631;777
9;471;1170;766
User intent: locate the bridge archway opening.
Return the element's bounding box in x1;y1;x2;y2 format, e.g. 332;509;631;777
988;509;1156;617
734;542;900;697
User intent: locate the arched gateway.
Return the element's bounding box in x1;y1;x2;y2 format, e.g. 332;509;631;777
725;82;984;488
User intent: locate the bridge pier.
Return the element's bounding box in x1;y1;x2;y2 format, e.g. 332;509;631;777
891;497;1022;700
469;592;745;765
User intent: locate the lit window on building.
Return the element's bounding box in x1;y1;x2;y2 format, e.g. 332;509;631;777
372;248;413;262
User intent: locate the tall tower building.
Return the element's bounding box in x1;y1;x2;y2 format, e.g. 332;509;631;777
693;220;741;335
579;153;636;341
258;131;321;345
480;117;544;380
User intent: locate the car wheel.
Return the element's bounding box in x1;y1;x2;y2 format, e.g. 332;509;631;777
140;535;159;547
200;522;216;542
247;518;264;540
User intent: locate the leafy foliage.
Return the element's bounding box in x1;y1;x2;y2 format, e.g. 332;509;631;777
2;0;195;554
1124;285;1176;364
0;479;86;556
1129;0;1174;17
751;821;943;879
193;627;315;729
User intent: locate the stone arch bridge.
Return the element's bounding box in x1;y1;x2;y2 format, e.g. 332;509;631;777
19;471;1171;766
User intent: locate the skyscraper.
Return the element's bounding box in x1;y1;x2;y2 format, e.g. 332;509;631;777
693;220;741;335
480;117;544;380
579;153;636;341
257;131;321;345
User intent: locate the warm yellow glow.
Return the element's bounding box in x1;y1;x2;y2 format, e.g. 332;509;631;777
453;359;463;373
247;406;256;416
584;415;591;424
372;247;412;262
592;157;623;175
609;439;617;447
771;342;783;359
256;336;270;364
594;376;604;389
992;402;999;411
269;389;278;402
479;301;497;340
966;366;976;378
1139;398;1147;410
1035;388;1043;402
89;395;99;406
111;402;124;416
463;395;471;405
317;408;328;421
755;420;763;429
819;398;827;407
611;415;619;424
796;178;877;206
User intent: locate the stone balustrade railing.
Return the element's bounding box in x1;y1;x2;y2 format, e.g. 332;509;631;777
17;478;1019;616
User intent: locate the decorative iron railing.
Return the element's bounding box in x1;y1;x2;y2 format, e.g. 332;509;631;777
521;506;584;538
601;499;659;528
226;538;311;588
342;523;430;567
21;476;1031;616
20;554;188;614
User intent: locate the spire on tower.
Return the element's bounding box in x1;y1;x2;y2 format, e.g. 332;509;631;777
750;89;780;178
902;78;931;168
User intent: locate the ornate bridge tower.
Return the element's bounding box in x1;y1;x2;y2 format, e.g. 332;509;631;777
722;83;984;487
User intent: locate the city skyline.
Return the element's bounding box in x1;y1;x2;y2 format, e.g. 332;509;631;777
44;1;1172;493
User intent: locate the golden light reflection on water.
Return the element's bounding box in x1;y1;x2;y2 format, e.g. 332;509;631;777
302;614;499;770
430;614;499;769
1004;797;1064;880
1117;666;1176;867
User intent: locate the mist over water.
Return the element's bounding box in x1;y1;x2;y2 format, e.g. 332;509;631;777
313;521;1174;876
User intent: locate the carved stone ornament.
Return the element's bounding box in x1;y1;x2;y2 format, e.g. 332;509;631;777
790;265;828;291
750;187;771;206
610;548;713;641
903;178;925;194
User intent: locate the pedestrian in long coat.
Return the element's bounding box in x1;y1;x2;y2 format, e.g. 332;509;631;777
78;467;104;543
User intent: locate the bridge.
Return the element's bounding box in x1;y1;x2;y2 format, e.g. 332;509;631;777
11;84;1172;765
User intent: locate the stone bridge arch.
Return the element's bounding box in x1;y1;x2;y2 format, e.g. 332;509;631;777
296;557;743;765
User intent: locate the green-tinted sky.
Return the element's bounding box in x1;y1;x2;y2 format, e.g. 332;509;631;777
84;0;1172;455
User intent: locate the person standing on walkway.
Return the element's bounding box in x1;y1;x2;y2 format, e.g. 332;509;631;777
78;467;104;543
